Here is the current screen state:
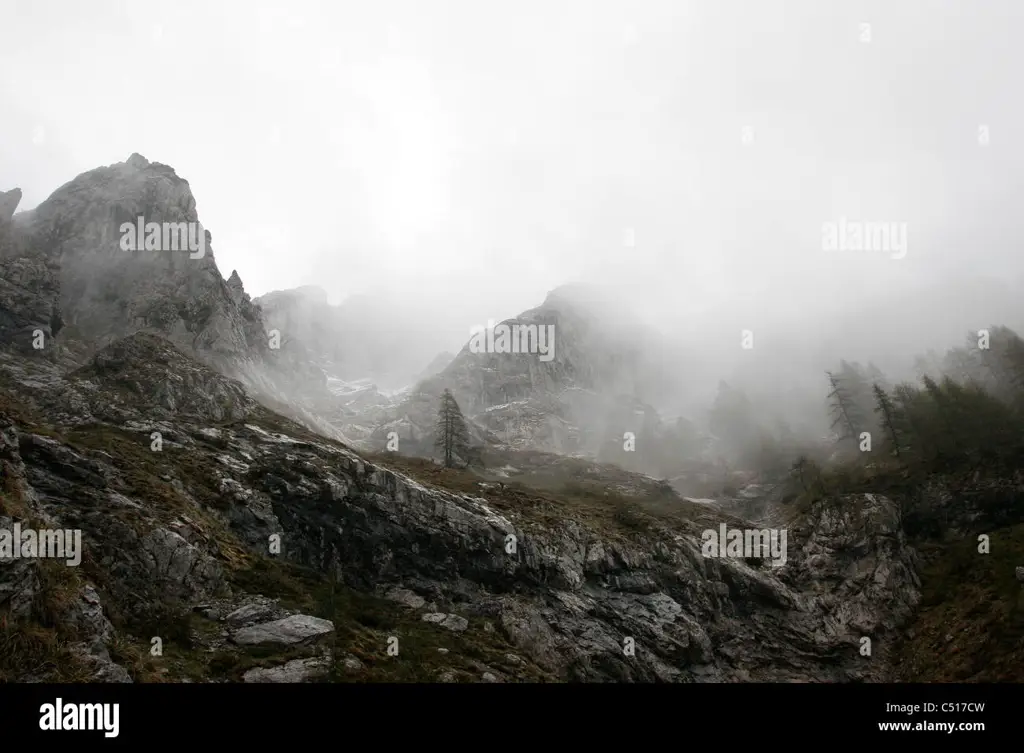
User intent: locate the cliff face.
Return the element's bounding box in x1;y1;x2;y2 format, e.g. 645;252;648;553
19;154;266;369
0;187;63;358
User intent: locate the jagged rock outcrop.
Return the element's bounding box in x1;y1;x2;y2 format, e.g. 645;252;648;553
17;153;267;370
77;332;259;423
0;256;64;356
0;188;21;225
0;187;64;356
225;270;246;307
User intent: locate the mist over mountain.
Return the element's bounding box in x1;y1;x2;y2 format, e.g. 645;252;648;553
255;285;457;392
2;0;1024;713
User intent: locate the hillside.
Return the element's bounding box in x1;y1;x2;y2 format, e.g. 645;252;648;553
0;331;919;682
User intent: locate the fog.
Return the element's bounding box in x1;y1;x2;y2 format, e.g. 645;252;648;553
2;0;1023;455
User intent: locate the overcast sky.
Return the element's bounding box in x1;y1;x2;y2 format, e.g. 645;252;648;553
2;0;1022;343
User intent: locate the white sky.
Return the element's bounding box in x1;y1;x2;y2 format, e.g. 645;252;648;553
2;0;1023;343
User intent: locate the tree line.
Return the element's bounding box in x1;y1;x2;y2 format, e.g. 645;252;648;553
823;325;1024;473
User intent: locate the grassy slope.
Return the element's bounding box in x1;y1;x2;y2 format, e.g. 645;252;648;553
891;525;1024;681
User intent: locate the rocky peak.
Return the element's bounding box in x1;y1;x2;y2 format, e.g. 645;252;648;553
18;154;262;369
226;269;247;306
0;156;348;444
0;187;21;224
126;152;150;169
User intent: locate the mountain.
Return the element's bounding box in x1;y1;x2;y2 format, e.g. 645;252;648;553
0;154;1013;687
251;279;698;472
367;284;689;473
0;154;350;444
16;153;267;370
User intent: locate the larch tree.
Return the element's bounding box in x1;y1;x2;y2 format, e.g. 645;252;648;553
872;383;904;460
435;388;470;468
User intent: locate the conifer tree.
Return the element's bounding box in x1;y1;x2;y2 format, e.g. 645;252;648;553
872;383;904;460
434;389;470;468
826;370;863;446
